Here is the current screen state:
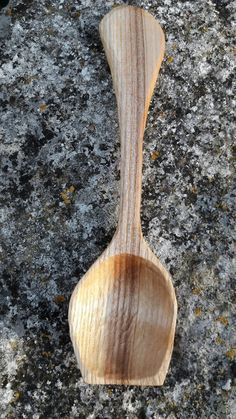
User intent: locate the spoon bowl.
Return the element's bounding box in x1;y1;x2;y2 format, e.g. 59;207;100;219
69;252;176;385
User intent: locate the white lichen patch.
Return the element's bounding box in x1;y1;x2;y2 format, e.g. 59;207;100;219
0;327;25;415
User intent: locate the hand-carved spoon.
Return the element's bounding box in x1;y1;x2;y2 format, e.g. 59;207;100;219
69;5;177;386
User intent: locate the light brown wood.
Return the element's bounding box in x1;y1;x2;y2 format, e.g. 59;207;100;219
68;5;177;386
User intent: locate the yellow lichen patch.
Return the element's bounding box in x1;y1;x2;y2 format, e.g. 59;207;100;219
196;384;205;391
218;202;228;211
216;316;229;326
6;6;13;16
191;185;198;194
23;75;38;84
54;295;65;303
42;351;52;358
60;185;75;205
226;348;236;360
39;103;48;113
47;28;56;36
192;287;202;295
232;47;236;53
166;55;174;64
61;191;70;204
215;336;224;345
13;391;22;402
151;150;160;161
200;26;209;33
194;307;202;317
9;339;18;350
158;111;166;120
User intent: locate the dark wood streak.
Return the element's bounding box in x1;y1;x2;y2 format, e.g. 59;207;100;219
104;255;137;380
102;7;169;381
103;254;174;380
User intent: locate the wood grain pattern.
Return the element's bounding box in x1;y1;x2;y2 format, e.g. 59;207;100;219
68;5;177;386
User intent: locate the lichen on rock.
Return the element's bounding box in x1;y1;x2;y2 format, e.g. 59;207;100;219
0;0;235;417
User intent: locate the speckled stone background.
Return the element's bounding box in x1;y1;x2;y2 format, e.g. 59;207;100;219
0;0;235;417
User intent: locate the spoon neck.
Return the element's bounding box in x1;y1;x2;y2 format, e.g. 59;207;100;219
118;126;144;238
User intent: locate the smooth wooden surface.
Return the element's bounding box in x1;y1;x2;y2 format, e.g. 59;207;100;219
100;5;165;243
69;6;177;386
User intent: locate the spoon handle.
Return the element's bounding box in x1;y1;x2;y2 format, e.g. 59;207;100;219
99;6;165;240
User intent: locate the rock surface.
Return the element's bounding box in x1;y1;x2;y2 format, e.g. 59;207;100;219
0;0;235;418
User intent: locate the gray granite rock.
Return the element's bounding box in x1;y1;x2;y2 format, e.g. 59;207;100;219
0;0;235;418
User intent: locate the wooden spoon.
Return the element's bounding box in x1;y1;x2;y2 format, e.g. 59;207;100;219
69;5;177;386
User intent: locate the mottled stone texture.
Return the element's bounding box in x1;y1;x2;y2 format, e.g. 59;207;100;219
0;0;235;418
